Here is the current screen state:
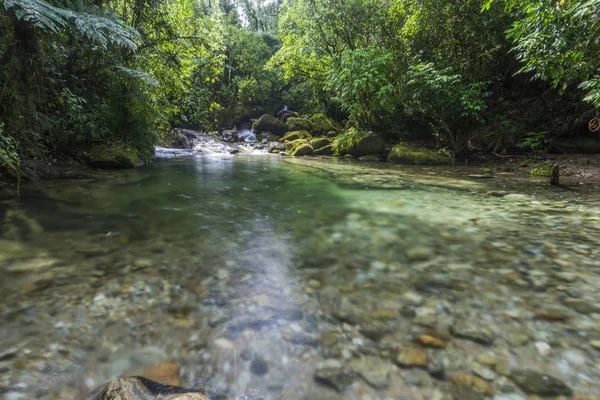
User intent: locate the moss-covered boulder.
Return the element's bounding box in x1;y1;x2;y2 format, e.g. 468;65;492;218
286;117;313;132
332;128;384;157
279;130;313;142
87;144;143;168
285;139;309;153
281;112;299;124
257;133;280;142
291;143;315;157
314;144;334;156
530;163;559;185
268;142;285;154
252;114;288;136
387;143;451;165
326;131;339;138
310;137;331;150
311;113;337;135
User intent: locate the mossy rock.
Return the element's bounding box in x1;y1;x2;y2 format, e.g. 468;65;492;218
479;168;492;174
87;144;143;169
530;164;557;177
286;117;313;132
252;114;288;136
291;143;315;157
285;139;309;153
279;130;313;142
326;131;339;138
310;137;331;150
314;144;334;156
311;113;337;135
281;112;299;124
387;143;450;165
332;128;384;157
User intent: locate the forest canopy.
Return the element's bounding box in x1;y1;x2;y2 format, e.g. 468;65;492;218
1;0;600;175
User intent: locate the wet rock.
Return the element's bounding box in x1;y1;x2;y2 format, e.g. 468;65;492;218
486;191;509;198
360;320;392;341
100;346;169;381
449;382;485;400
349;356;393;389
492;395;526;400
427;358;445;380
507;333;530;347
406;247;433;261
510;369;572;396
449;372;494;396
314;360;355;392
333;128;384;158
404;368;432;387
0;347;19;361
563;298;599;315
471;362;498;381
81;377;209;400
250;357;269;376
534;341;551;357
591;340;600;350
332;297;360;325
450;320;495;344
396;348;429;368
416;335;447;348
534;309;568;322
476;352;498;367
141;362;180;386
283;330;320;346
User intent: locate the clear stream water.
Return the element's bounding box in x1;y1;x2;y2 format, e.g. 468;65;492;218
1;155;599;400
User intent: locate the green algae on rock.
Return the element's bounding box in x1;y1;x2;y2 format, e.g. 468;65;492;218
280;131;313;142
332;128;384;157
286;117;313;132
87;144;144;168
311;113;337;135
252;114;288;136
387;143;450;165
310;137;331;150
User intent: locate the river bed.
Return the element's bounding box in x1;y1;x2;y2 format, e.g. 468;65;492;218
1;155;599;400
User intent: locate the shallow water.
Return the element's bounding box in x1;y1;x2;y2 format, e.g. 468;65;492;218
1;155;600;400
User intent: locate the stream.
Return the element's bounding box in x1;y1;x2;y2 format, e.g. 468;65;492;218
1;155;599;400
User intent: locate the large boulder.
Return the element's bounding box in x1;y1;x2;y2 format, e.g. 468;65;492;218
276;109;292;119
310;137;331;150
332;128;384;157
285;139;310;153
286;117;313;132
279;130;313;142
314;144;334;156
311;113;337;135
252;114;288;136
291;143;315;157
87;144;144;169
281;112;299;123
387;143;451;165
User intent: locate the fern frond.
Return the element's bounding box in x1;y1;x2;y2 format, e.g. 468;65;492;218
3;0;140;50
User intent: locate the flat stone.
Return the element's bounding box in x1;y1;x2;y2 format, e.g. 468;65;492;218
360;320;392;341
404;368;432;387
472;362;498;381
449;372;494;396
314;360;355;392
396;348;429;368
510;369;572;396
450;320;495;344
349;356;393;389
563;298;599;315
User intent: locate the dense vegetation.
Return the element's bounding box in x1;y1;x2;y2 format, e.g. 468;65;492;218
1;0;599;177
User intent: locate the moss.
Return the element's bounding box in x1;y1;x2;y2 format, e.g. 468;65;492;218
332;128;384;157
252;114;288;135
291;143;315;156
279;130;313;142
88;143;142;168
314;144;334;156
286;117;313;132
310;137;331;150
281;112;299;123
311;113;337;134
479;168;492;174
530;164;558;177
386;143;450;165
285;139;310;153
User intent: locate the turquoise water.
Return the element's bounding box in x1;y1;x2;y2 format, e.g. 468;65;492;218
1;155;599;399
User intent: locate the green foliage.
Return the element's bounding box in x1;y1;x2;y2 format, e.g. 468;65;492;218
0;122;20;178
485;0;600;107
328;48;397;128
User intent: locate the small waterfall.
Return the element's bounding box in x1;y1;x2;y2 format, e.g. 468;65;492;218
238;128;256;142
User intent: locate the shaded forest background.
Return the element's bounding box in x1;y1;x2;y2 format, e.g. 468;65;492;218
1;0;600;177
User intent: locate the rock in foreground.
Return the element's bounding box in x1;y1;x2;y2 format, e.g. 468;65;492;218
77;377;209;400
